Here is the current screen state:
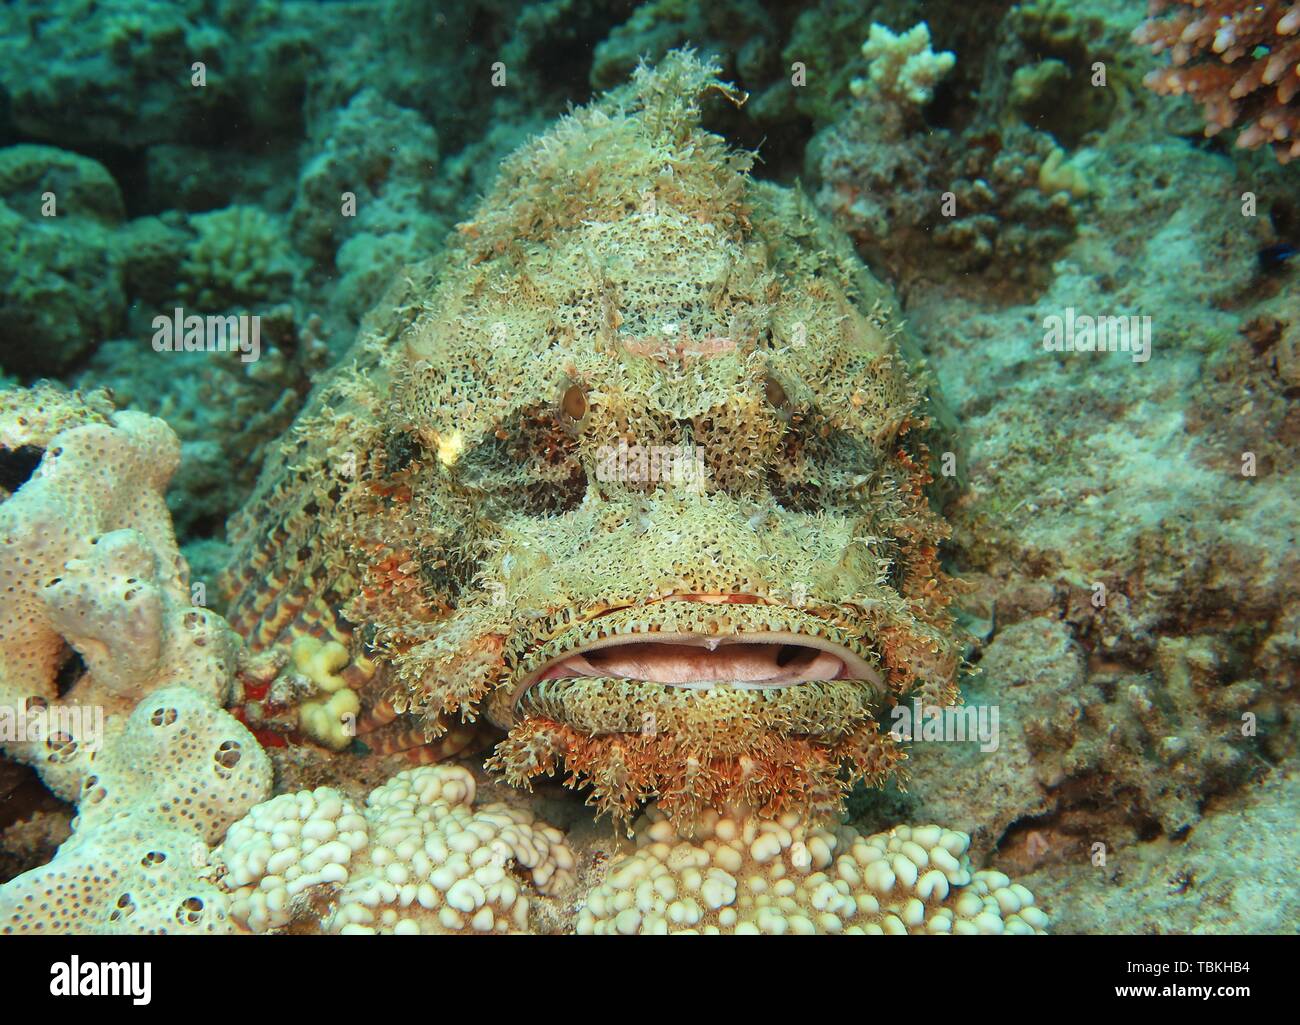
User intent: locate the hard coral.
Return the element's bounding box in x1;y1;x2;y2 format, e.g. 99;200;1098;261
180;204;295;310
1134;0;1300;162
578;805;1047;935
851;22;956;113
218;765;574;934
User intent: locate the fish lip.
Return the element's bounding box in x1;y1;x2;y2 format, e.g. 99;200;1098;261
507;595;883;711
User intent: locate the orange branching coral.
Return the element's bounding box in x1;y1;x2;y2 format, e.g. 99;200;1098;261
1134;1;1300;162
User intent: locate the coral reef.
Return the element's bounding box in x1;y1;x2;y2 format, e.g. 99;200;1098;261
217;765;574;934
1135;0;1300;162
1014;760;1300;934
0;146;127;375
808;17;1095;294
871;105;1299;916
290;88;447;323
0;0;1295;940
577;805;1047;935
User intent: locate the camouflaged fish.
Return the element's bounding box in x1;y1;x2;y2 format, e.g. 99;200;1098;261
221;52;964;828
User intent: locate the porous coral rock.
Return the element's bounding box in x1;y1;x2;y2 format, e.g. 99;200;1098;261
0;385;246;793
75;302;331;542
218;765;574;934
576;804;1048;935
0;686;270;934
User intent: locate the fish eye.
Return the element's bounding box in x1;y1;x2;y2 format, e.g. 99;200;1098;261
764;375;788;410
561;383;588;420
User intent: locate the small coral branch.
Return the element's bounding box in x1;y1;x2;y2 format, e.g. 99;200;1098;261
1134;0;1300;162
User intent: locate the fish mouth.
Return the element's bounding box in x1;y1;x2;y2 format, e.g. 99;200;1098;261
507;596;883;714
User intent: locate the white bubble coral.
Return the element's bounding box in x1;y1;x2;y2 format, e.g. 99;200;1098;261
576;805;1048;935
851;22;956;110
218;765;576;934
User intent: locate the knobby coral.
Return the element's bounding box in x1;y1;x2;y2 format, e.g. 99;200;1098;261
217;765;574;934
1134;0;1300;162
576;804;1047;935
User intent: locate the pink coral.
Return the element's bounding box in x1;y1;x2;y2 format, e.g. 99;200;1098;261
1134;0;1300;162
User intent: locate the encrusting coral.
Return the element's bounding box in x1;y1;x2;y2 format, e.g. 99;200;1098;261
1134;0;1300;162
0;146;128;376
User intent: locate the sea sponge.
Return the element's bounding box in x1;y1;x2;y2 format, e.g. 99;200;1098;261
0;686;270;934
74;686;270;843
218;765;575;934
0;385;248;809
1134;0;1300;162
577;805;1048;935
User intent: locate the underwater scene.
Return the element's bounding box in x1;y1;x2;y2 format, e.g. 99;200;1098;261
0;0;1296;947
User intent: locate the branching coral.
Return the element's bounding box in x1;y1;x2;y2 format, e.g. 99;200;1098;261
850;22;955;114
180;204;294;310
1134;0;1300;162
